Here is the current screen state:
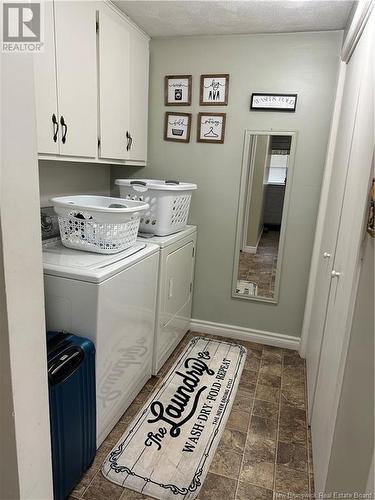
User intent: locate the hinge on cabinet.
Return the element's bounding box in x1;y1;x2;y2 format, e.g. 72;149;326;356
96;21;99;33
190;283;192;293
97;138;101;148
192;247;195;258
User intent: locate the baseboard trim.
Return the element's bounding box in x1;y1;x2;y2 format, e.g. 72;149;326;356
190;318;300;351
241;245;257;254
242;228;263;254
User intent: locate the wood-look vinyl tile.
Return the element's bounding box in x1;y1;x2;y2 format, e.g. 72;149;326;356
79;332;313;500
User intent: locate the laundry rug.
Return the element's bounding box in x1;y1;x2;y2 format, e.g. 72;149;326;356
102;336;247;500
236;279;258;296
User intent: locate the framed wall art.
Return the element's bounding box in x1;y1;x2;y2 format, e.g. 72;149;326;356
250;93;297;112
197;113;226;144
164;75;192;106
200;74;229;105
164;112;192;142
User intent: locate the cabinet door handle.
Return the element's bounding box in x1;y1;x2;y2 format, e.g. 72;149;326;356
126;131;130;151
52;113;59;142
129;133;133;151
323;252;331;259
60;116;68;144
331;270;342;278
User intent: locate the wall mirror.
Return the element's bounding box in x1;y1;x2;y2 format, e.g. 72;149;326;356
232;131;297;303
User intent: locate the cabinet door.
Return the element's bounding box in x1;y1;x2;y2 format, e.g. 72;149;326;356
54;1;97;158
305;30;368;415
311;17;374;493
98;5;130;160
34;1;59;155
128;26;149;162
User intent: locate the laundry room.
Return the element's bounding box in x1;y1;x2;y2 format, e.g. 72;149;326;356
1;2;374;500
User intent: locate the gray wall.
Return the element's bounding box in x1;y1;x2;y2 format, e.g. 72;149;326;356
39;160;110;207
112;31;342;338
326;235;374;493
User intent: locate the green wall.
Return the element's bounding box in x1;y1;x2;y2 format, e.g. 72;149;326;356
112;31;342;338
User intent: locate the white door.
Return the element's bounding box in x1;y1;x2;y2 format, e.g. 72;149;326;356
311;18;374;492
34;0;59;155
98;5;130;160
54;1;97;158
128;26;149;162
305;27;369;415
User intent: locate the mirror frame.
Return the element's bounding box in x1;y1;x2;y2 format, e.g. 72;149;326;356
232;130;297;304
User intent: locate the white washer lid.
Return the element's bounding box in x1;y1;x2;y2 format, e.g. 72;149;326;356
42;239;159;283
115;179;197;191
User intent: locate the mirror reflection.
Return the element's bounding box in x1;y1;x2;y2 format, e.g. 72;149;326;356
234;133;293;301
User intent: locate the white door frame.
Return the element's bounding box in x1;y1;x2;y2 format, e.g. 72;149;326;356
0;55;53;498
341;0;374;62
241;135;257;252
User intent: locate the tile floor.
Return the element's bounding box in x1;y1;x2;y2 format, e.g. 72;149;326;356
237;231;280;299
69;332;314;500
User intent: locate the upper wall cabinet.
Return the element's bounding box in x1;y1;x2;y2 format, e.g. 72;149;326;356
35;1;97;158
35;1;150;165
54;2;97;158
128;22;149;162
98;3;149;162
34;1;59;155
98;4;130;161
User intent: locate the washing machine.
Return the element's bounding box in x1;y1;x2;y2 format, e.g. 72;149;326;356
42;239;159;446
138;226;197;375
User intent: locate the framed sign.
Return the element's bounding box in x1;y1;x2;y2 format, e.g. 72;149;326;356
164;112;191;142
165;75;192;106
200;74;229;105
250;93;297;112
197;113;226;144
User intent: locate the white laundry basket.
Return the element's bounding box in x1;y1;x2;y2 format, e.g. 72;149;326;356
51;195;149;254
115;179;197;236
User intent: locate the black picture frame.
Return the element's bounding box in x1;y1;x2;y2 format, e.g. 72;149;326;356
250;93;297;112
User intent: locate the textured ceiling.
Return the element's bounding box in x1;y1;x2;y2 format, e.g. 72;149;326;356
114;1;354;38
